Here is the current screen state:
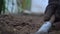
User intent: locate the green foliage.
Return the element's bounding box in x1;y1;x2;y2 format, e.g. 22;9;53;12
0;0;5;14
26;0;31;10
2;0;5;14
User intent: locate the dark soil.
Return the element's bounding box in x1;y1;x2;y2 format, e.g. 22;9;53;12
0;14;60;34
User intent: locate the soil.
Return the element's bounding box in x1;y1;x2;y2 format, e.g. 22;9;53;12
0;14;60;34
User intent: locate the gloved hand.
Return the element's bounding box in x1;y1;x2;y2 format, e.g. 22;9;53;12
35;15;55;34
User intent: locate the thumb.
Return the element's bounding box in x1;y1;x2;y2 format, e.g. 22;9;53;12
50;15;55;23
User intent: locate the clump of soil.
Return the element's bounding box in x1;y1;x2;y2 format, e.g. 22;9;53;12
0;14;43;34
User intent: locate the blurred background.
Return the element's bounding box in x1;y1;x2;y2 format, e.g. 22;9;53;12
0;0;48;15
1;0;60;34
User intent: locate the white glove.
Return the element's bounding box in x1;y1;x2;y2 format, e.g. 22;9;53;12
35;21;52;34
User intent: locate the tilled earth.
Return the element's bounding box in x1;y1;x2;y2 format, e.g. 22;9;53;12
0;14;60;34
